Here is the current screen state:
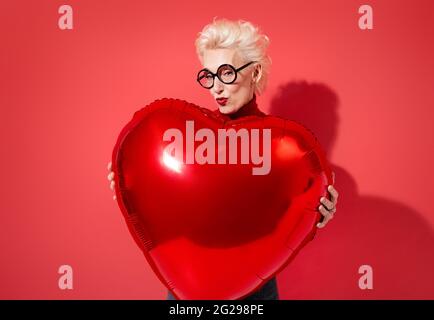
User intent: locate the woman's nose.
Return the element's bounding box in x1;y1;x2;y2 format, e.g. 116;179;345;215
213;77;224;94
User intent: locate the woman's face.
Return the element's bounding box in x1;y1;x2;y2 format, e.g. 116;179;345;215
202;48;258;114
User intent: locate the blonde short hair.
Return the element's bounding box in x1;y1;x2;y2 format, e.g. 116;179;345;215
195;17;272;96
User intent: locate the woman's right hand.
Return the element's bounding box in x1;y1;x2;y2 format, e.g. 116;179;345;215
107;161;116;200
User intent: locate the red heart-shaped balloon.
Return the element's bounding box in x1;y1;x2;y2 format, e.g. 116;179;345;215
112;98;332;299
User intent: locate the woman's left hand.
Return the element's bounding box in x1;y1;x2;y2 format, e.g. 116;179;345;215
316;172;339;229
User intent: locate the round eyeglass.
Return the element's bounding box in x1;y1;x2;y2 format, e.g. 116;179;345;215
197;61;257;89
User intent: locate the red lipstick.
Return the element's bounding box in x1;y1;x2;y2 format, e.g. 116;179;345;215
216;98;228;106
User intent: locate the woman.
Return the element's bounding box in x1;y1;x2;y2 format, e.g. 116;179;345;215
107;18;339;300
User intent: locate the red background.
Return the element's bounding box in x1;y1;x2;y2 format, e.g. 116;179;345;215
1;0;433;299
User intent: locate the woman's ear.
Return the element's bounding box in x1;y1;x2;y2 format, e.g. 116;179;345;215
253;64;263;83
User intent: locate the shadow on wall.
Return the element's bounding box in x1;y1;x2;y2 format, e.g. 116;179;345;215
269;81;434;299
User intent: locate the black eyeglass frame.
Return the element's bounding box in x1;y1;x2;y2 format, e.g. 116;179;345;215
196;61;257;89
